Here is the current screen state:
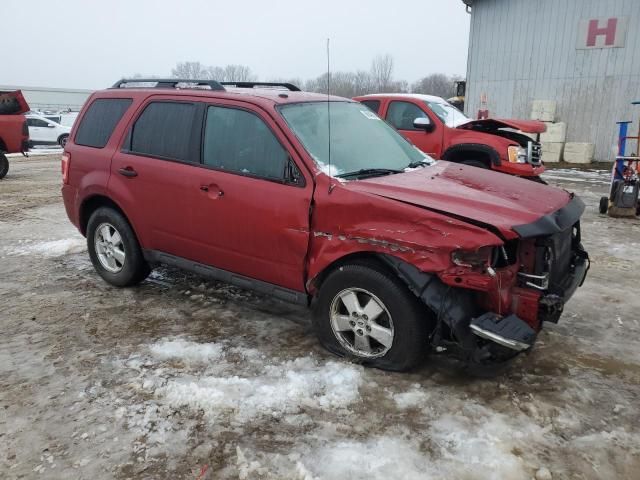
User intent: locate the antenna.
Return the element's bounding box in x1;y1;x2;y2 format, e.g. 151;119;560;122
326;38;334;193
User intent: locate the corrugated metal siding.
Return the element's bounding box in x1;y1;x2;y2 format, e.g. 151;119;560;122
465;0;640;161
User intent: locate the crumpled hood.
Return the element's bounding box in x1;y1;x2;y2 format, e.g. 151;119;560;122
457;118;546;134
345;161;573;238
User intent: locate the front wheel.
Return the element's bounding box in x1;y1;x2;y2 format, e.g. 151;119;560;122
58;134;69;148
87;207;150;287
312;263;432;371
0;153;8;179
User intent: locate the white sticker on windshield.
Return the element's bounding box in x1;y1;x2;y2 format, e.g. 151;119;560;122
360;109;380;120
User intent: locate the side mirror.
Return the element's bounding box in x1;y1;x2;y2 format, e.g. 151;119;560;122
47;124;56;128
413;117;435;133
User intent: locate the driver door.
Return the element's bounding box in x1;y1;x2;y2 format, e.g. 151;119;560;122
384;100;443;158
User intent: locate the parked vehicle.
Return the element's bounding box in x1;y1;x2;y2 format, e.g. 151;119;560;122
62;79;588;372
0;90;30;179
354;93;546;180
26;113;72;147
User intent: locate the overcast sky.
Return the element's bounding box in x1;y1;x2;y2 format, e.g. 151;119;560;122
3;0;470;90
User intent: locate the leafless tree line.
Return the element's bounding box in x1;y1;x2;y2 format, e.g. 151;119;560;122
166;55;462;98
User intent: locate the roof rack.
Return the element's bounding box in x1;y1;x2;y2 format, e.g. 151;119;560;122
220;81;301;92
111;78;226;91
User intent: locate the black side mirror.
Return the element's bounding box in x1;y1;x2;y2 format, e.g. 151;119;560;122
413;117;435;133
285;158;305;186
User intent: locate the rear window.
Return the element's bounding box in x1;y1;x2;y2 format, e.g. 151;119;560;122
128;102;196;162
75;98;132;148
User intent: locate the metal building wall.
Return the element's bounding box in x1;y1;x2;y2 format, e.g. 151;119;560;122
0;85;93;111
465;0;640;161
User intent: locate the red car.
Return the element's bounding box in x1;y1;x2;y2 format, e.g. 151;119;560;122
62;79;588;372
354;93;546;179
0;90;30;179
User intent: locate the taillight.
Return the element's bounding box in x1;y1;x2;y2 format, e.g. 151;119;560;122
61;152;71;184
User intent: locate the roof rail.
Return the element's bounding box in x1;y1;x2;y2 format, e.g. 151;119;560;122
111;78;226;91
220;81;301;92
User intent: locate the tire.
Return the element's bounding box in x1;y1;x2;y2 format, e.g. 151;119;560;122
312;263;432;371
460;159;488;169
599;196;609;214
0;153;8;179
58;134;69;148
86;207;150;287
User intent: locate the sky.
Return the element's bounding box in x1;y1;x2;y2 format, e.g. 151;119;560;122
2;0;470;90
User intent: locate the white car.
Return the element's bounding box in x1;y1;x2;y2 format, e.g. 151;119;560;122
26;114;72;147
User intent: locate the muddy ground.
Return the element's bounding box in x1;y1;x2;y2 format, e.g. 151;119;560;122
0;155;638;479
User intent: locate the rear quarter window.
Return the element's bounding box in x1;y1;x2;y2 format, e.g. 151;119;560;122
75;98;132;148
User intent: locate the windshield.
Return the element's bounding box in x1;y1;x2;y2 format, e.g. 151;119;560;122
425;100;470;128
279;101;433;177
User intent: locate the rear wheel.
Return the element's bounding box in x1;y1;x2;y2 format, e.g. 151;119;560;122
0;153;8;179
87;207;150;287
312;263;432;371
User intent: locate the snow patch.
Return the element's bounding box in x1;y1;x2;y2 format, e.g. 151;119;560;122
6;238;86;257
149;339;225;363
133;339;363;424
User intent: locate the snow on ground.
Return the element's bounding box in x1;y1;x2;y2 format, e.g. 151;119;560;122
3;237;86;257
2;157;640;479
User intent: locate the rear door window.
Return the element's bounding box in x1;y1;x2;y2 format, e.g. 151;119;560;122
360;100;381;114
202;106;288;181
75;98;132;148
128;102;196;162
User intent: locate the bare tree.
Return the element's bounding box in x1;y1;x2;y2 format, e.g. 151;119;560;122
370;54;394;92
223;65;257;82
411;73;461;98
171;61;209;79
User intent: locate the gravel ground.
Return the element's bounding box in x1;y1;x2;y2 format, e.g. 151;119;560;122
1;155;639;479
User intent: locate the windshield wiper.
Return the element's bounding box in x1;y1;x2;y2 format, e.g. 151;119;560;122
406;159;432;169
335;168;404;179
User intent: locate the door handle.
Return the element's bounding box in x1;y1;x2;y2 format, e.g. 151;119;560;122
118;167;138;178
200;184;224;198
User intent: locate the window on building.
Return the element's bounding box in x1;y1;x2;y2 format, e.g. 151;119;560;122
75;98;132;148
202;106;288;180
128;102;196;161
386;101;429;131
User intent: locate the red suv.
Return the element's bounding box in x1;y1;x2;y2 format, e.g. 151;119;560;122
354;94;546;179
0;90;30;179
62;79;588;372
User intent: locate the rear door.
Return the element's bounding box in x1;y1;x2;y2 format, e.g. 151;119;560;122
382;99;444;158
109;98;204;259
26;117;55;144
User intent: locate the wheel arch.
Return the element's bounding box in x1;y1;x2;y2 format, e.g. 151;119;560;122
442;143;501;167
0;137;7;152
79;194;129;236
308;251;408;296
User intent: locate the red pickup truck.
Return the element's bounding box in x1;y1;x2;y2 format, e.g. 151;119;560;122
354;93;546;179
0;90;30;179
